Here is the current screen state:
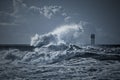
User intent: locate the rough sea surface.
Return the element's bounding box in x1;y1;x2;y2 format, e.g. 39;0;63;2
0;45;120;80
0;24;120;80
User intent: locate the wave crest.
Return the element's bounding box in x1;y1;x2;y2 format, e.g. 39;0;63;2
31;23;84;47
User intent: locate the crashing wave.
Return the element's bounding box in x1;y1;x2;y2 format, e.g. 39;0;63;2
21;23;85;64
7;23;120;65
30;23;83;47
22;44;83;64
5;23;120;65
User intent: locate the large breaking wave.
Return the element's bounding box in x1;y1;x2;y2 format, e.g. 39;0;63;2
21;23;84;64
31;23;83;47
3;23;120;65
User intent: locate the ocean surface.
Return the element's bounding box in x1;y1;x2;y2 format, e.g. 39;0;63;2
0;45;120;80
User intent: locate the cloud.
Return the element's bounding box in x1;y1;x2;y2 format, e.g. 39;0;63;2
0;0;28;26
41;6;62;19
0;12;17;26
64;16;71;22
29;5;74;23
12;0;27;15
1;0;75;25
0;0;87;26
62;13;67;16
30;5;62;19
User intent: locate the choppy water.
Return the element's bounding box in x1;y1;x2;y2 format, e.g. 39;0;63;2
0;24;120;80
0;45;120;80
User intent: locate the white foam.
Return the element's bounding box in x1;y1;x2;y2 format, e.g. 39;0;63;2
30;23;84;47
21;23;85;64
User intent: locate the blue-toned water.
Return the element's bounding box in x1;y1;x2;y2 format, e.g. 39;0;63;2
0;45;120;80
0;24;120;80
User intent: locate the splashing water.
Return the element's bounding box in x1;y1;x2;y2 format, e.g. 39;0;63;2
20;23;84;64
31;23;84;47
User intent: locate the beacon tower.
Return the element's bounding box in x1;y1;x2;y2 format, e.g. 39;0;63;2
91;34;95;45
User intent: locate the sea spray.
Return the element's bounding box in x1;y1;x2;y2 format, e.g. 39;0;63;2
31;23;84;47
22;23;85;64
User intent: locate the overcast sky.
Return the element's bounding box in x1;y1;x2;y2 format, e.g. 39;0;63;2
0;0;120;44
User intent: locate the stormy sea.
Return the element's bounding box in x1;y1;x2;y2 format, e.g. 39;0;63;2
0;25;120;80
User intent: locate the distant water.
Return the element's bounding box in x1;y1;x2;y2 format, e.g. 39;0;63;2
0;45;120;80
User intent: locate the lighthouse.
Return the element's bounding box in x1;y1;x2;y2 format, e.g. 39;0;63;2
90;34;95;45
